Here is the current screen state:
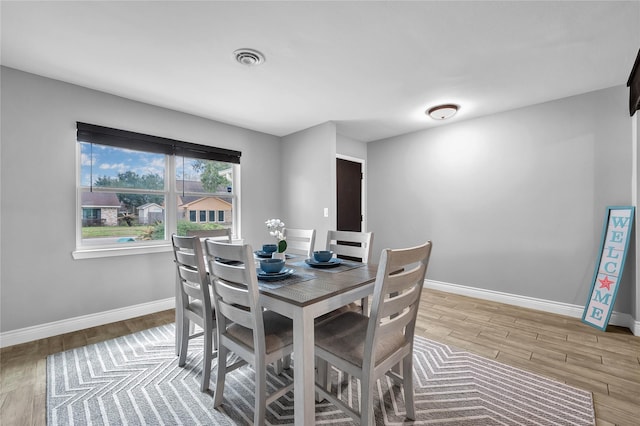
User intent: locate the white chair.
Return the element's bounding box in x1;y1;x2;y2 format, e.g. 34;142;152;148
283;228;316;258
326;230;374;313
171;234;217;392
314;241;433;425
326;230;373;263
186;227;232;242
174;228;232;357
204;240;294;426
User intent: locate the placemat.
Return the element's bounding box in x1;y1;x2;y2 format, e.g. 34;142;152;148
290;259;365;273
258;272;316;289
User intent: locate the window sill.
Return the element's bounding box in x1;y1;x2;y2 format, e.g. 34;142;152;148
72;243;172;260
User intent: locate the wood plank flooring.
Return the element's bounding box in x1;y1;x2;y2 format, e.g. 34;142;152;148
1;289;639;425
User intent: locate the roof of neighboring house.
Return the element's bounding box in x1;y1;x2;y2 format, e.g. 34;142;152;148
81;192;121;208
179;196;232;209
181;195;234;205
177;180;231;194
137;203;163;210
176;180;204;193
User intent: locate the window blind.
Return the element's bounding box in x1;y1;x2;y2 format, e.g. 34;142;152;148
76;122;242;163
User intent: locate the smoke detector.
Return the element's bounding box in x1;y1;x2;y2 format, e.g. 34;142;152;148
233;48;265;66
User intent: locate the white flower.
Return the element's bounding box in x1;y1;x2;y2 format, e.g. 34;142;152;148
265;219;286;242
265;218;285;229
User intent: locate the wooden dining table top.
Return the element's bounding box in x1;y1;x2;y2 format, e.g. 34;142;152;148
256;257;377;307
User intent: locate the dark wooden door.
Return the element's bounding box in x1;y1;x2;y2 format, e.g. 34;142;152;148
336;158;362;232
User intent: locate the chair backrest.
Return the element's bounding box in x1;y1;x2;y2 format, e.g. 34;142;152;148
171;234;213;319
325;230;374;263
186;228;232;242
204;241;267;357
365;241;432;370
283;228;316;258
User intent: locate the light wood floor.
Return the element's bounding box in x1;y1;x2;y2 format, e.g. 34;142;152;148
1;289;639;425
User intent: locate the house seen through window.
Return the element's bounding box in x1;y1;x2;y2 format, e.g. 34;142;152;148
77;123;240;249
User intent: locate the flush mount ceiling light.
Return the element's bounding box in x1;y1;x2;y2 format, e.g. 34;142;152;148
233;48;265;66
427;104;459;120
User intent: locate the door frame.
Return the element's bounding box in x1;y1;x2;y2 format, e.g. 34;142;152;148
336;154;366;233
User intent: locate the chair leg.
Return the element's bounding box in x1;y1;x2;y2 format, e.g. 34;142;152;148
315;357;329;402
200;326;213;392
178;318;190;367
254;362;267;426
402;354;415;420
360;375;375;426
175;273;183;356
175;311;182;356
283;354;291;369
213;344;228;408
360;297;368;315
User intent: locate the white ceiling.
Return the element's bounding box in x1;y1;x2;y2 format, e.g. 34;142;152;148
1;1;639;142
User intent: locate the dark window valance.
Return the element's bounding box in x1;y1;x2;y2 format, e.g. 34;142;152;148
627;49;640;117
76;122;241;164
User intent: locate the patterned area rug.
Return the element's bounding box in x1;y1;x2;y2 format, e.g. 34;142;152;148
47;324;595;425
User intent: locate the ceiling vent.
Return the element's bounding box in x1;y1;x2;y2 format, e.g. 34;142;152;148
233;48;265;66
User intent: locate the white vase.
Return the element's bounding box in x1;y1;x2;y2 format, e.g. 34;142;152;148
271;252;286;260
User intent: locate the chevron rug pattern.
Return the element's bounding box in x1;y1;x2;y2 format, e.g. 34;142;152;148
47;324;595;425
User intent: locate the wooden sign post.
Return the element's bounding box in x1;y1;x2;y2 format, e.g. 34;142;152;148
582;206;635;331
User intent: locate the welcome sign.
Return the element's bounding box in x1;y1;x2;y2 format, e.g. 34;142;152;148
582;206;635;331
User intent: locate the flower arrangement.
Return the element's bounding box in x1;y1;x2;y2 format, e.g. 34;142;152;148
265;218;287;253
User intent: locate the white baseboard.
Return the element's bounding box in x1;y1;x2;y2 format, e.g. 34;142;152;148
425;280;639;336
0;298;175;348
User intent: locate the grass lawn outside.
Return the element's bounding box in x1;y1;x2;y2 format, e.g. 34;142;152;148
81;222;226;239
82;225;151;239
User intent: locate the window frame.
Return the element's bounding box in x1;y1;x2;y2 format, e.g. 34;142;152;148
72;123;241;260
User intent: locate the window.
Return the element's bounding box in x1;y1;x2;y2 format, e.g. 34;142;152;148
75;122;241;256
82;208;102;227
218;210;225;222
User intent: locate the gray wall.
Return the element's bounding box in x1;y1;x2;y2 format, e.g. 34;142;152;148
0;67;282;332
337;133;367;161
368;85;635;313
281;122;337;251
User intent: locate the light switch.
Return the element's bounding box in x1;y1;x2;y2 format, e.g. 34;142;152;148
323;207;329;217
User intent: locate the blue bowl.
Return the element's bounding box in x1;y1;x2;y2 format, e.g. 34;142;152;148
260;258;285;274
262;244;278;254
313;250;334;262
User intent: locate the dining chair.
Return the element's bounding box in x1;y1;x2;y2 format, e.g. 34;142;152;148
326;230;374;314
186;227;232;242
283;227;316;258
204;240;295;426
171;234;217;392
313;241;433;425
326;230;373;263
174;228;232;357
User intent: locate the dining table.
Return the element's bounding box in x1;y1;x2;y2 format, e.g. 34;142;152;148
175;241;378;425
256;255;378;425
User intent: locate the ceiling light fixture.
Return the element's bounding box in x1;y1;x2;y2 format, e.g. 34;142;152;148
233;48;265;66
427;104;459;120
